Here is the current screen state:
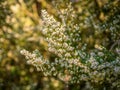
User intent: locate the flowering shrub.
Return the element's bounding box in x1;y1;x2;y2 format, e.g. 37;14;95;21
21;1;120;89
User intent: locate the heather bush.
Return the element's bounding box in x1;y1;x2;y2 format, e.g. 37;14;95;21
21;0;120;89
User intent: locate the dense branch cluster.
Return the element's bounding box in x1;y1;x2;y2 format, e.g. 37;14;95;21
21;2;120;89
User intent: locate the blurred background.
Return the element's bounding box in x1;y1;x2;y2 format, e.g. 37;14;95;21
0;0;119;90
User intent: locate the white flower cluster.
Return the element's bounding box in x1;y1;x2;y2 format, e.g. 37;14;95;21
86;52;120;86
21;4;120;88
